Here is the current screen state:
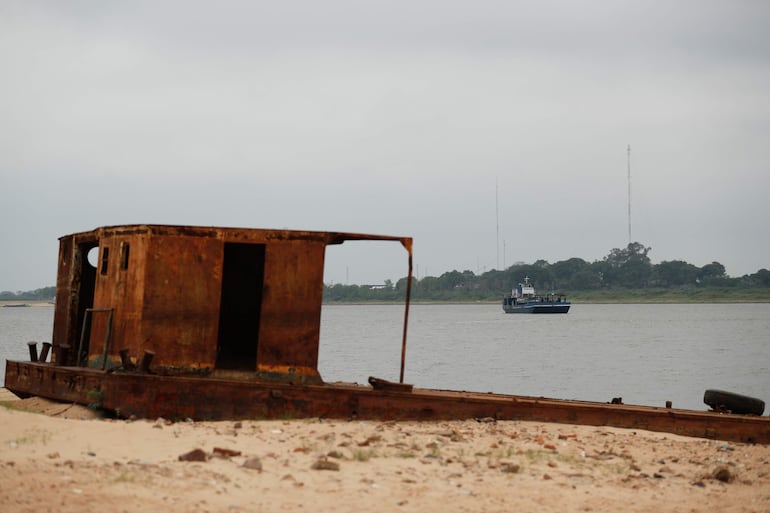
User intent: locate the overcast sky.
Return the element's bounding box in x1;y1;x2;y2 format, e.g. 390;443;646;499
2;1;769;291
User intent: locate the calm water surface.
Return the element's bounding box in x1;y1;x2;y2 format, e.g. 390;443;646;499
2;303;768;411
0;306;54;366
318;303;770;411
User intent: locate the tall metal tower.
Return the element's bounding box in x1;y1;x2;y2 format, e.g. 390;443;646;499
495;178;500;269
627;144;632;245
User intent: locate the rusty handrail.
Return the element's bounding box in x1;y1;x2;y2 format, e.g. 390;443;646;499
77;308;114;369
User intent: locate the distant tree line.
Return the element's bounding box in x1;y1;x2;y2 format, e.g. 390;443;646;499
323;242;770;302
5;244;768;303
0;286;56;301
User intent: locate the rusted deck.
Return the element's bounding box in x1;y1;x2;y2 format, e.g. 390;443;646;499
6;360;769;444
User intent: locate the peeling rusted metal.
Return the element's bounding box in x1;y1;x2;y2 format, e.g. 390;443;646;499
4;224;770;445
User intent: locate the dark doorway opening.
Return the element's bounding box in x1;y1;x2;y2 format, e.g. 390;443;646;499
216;243;265;370
74;243;98;366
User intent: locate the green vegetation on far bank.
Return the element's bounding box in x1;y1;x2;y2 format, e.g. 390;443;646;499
323;286;770;304
324;242;770;304
0;286;55;302
568;287;770;303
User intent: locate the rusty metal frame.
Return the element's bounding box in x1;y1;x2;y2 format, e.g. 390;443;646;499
76;308;114;369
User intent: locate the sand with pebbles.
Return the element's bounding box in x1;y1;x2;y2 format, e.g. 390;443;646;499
1;390;769;513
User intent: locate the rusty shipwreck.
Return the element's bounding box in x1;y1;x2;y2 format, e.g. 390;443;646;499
4;224;769;444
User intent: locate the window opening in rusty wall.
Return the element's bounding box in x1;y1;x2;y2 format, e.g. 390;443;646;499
120;243;130;270
100;247;110;275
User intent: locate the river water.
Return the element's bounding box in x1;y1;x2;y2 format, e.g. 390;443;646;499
2;303;769;411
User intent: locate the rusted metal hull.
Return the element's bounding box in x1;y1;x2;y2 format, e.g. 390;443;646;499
6;360;769;444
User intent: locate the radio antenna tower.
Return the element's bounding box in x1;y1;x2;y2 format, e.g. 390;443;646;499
627;144;632;245
495;178;500;269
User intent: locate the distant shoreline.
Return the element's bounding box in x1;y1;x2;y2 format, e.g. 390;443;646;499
0;301;54;307
3;299;768;309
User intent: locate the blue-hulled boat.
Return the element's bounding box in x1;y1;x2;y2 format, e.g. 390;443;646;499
502;277;570;314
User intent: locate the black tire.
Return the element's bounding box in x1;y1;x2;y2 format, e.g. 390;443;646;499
703;389;765;415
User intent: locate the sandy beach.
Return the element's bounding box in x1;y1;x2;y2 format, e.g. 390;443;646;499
1;388;769;513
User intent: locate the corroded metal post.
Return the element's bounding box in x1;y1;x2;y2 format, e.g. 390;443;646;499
54;344;70;365
119;349;135;370
27;341;38;362
39;342;52;363
400;239;413;384
139;350;155;373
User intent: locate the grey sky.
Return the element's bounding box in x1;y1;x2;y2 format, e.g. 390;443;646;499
2;1;769;291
